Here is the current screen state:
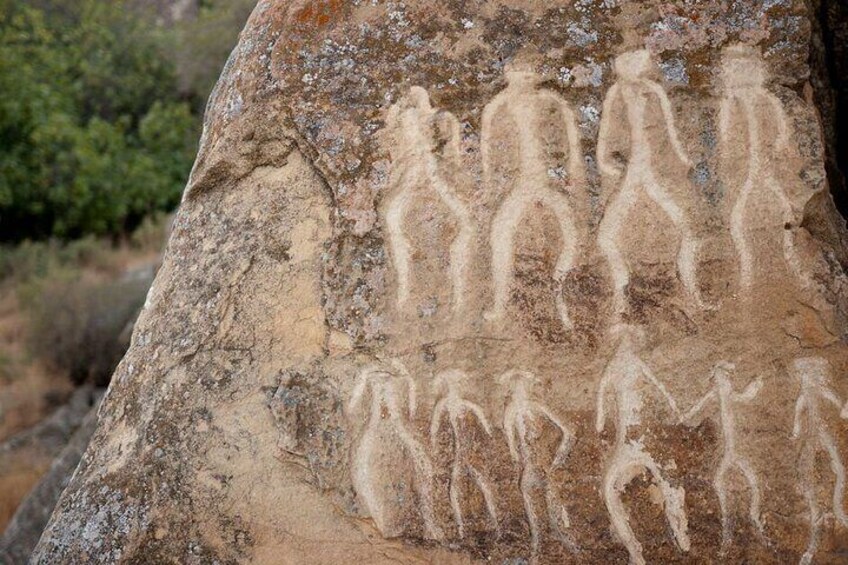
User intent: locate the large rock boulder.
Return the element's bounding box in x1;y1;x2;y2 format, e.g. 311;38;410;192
33;1;848;563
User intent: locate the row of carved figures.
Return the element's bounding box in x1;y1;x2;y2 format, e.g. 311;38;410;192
383;44;808;327
348;331;847;565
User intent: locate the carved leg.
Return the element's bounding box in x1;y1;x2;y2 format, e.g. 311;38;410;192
644;173;705;311
730;178;754;295
736;456;765;536
598;180;636;320
450;458;465;538
520;462;542;561
468;465;500;533
396;426;445;540
603;462;645;565
643;454;690;552
540;191;578;330
433;177;474;313
799;443;820;565
714;456;732;549
820;432;848;527
487;190;527;322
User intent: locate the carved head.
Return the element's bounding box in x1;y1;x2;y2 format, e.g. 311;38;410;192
432;369;468;394
504;55;541;88
721;44;766;89
711;361;736;390
498;369;537;396
614;49;653;80
793;356;831;387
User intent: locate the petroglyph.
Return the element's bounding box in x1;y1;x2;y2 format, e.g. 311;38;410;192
596;49;704;319
718;45;809;296
482;62;585;329
383;86;475;312
500;370;575;559
430;369;499;537
682;361;764;549
791;357;848;565
348;360;445;540
596;324;689;565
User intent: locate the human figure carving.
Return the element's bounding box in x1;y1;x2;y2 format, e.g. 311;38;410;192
348;360;444;540
682;361;764;549
500;370;575;560
481;61;585;329
430;369;499;538
597;49;705;319
791;357;848;565
596;324;689;565
718;44;808;296
383;86;475;312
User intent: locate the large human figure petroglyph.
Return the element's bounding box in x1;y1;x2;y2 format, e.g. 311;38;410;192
500;370;576;559
683;361;764;549
348;361;445;540
718;45;808;296
482;62;585;329
383;86;475;312
596;324;689;565
430;369;499;538
597;49;705;319
791;357;848;565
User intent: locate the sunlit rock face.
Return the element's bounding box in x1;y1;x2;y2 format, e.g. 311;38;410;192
32;1;848;563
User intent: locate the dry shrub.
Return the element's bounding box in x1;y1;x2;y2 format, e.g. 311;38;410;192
23;274;150;386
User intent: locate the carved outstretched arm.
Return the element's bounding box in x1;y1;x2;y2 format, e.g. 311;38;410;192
642;361;680;417
765;92;791;152
597;83;623;178
821;386;845;414
791;395;806;439
682;389;716;423
430;398;448;447
536;403;574;467
463;401;494;436
562;104;585;185
646;81;692;168
736;377;764;403
595;370;612;433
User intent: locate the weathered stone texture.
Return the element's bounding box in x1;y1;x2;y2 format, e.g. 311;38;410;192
32;1;848;564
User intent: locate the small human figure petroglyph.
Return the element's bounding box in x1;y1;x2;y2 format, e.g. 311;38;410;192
482;60;585;329
384;86;475;312
791;357;848;565
596;324;689;565
682;361;764;549
500;370;576;559
430;369;499;537
597;49;705;320
719;44;809;296
348;360;445;540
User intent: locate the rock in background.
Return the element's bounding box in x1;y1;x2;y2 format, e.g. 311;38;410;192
31;1;848;563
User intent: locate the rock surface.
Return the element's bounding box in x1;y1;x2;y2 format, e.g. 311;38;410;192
33;1;848;563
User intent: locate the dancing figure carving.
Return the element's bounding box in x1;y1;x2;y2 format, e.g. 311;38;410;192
719;44;808;295
500;370;575;560
791;357;848;565
597;49;704;319
383;86;475;312
683;361;764;549
482;62;585;329
348;361;444;540
430;369;499;537
596;324;689;565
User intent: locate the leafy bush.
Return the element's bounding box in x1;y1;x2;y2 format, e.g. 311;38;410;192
0;0;198;242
